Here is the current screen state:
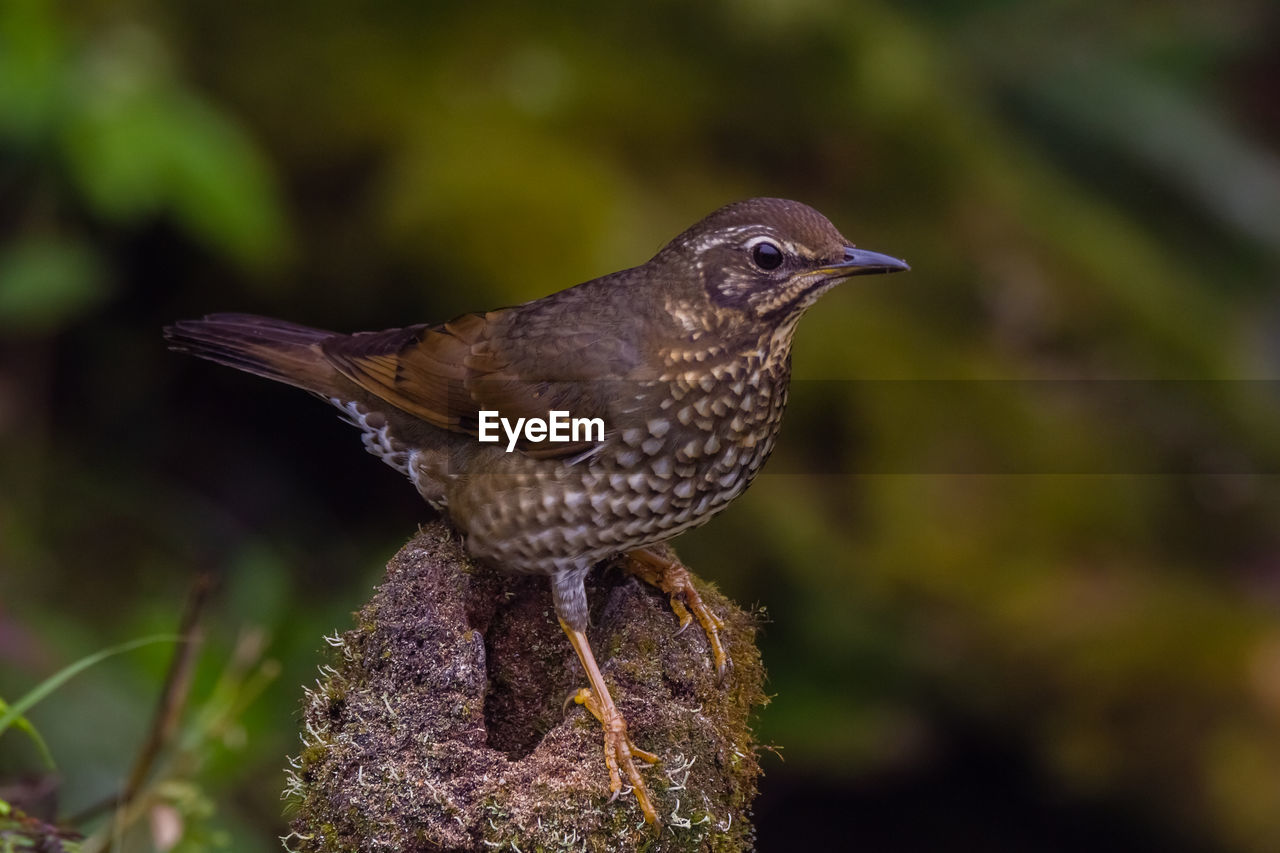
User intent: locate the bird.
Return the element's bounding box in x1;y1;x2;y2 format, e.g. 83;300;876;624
165;197;908;824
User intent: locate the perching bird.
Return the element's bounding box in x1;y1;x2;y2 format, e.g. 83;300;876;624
165;197;908;824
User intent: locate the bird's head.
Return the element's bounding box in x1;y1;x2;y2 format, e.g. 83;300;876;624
657;198;908;331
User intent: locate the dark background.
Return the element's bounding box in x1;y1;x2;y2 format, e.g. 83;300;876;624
3;1;1280;850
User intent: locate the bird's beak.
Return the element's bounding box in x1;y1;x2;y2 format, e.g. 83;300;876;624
817;247;911;277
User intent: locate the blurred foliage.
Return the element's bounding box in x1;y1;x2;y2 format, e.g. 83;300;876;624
0;0;286;335
2;0;1280;850
0;629;271;853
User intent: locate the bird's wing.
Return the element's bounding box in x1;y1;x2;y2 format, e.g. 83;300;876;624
319;308;638;459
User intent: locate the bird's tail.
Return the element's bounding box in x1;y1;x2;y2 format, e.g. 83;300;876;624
164;313;341;394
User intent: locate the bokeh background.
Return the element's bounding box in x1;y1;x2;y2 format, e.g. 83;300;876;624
3;0;1280;850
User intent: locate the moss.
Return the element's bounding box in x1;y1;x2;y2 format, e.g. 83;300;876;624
286;521;766;852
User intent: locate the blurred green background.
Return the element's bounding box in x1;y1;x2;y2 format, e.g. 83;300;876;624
3;0;1280;850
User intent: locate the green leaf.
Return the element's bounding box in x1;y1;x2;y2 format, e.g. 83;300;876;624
0;634;182;739
0;237;109;335
58;31;288;268
0;0;66;142
0;698;56;769
160;91;289;268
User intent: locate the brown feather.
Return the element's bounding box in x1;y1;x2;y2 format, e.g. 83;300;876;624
164;314;341;394
319;308;630;458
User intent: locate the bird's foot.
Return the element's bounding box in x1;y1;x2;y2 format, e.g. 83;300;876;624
558;619;661;825
570;687;660;823
624;547;729;681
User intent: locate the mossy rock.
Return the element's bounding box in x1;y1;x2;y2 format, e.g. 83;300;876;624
285;521;766;852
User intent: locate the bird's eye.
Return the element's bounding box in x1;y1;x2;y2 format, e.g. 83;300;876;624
750;240;783;271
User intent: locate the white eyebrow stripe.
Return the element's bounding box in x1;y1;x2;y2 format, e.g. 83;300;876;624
692;226;814;258
691;225;760;252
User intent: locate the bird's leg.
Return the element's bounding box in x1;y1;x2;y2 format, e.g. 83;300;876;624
558;618;660;824
623;547;729;681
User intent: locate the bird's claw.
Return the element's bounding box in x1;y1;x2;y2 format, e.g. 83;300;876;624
571;688;660;823
624;548;731;682
670;598;694;635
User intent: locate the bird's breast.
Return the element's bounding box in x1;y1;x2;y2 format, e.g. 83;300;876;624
441;354;793;575
599;355;791;513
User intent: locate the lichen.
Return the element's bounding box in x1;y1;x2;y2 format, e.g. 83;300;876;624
285;521;766;852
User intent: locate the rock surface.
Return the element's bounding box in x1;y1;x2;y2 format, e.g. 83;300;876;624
285;521;767;852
